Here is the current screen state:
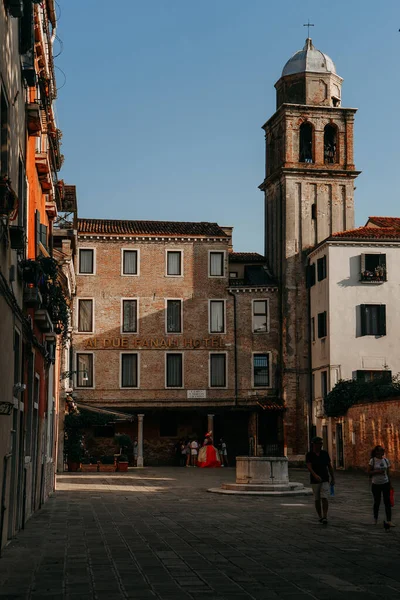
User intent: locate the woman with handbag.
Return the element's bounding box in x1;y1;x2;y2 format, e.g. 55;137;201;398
368;445;394;527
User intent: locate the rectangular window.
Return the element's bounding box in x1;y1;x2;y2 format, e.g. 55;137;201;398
209;251;224;277
122;250;138;275
166;300;182;333
360;304;386;336
311;317;315;342
14;330;21;386
253;354;270;387
317;311;327;338
321;371;328;399
253;300;268;333
210;300;225;333
166;251;182;276
76;353;93;387
356;370;392;383
122;300;137;333
78;299;93;332
79;249;94;274
317;256;327;281
166;353;183;387
0;89;9;176
210;353;226;387
306;263;316;287
360;253;387;282
17;157;26;229
121;354;138;388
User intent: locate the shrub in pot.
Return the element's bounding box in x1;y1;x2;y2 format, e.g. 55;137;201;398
99;455;116;472
81;457;98;472
117;454;129;472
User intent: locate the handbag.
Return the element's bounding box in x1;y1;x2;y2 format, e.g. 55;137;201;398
390;487;395;508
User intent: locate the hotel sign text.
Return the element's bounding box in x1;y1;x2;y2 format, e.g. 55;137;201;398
84;337;226;349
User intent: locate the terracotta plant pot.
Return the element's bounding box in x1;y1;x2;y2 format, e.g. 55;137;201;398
67;461;81;472
81;464;98;472
98;464;116;472
117;462;129;472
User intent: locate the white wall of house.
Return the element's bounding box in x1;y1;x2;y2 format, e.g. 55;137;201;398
310;241;400;402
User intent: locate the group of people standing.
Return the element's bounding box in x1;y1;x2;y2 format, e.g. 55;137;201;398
177;433;228;468
306;436;395;528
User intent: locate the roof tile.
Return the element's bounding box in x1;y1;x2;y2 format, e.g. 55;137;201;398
332;226;400;240
77;218;228;238
229;252;266;263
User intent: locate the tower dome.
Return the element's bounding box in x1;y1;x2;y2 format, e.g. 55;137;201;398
282;38;336;77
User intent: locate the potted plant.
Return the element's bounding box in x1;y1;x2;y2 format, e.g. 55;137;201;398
117;454;129;472
99;455;116;472
0;176;18;215
66;443;82;472
81;457;98;472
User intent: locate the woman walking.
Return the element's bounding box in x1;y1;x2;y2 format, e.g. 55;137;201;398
368;445;394;527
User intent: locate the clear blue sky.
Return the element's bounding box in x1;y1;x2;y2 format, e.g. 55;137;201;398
56;0;400;254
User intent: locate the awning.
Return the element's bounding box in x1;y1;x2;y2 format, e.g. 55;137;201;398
73;401;135;422
257;399;286;411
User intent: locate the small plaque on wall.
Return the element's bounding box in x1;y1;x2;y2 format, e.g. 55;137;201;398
187;390;207;399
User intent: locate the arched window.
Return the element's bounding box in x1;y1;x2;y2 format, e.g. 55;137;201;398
324;124;337;164
299;122;313;163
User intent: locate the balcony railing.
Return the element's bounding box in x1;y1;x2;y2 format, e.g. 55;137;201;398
360;269;387;283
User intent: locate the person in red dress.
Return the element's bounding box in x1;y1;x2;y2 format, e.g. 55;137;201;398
197;433;221;468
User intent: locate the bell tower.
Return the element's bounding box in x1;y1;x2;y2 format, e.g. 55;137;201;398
259;38;360;457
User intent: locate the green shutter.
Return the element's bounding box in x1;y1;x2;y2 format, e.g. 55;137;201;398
379;305;386;336
35;210;40;257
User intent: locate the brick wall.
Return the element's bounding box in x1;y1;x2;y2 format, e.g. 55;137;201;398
339;399;400;473
73;236;280;410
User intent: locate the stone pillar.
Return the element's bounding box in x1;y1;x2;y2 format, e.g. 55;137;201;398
207;414;214;437
137;414;144;467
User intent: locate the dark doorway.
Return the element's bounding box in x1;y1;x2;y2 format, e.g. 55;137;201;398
213;412;249;463
336;423;344;467
258;411;283;456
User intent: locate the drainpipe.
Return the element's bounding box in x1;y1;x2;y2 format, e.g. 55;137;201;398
306;258;313;448
0;453;12;557
227;289;238;406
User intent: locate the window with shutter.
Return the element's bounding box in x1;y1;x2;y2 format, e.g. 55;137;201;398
79;249;94;274
35;210;40;257
306;263;316;287
317;311;327;338
360;253;387;282
166;354;183;387
166;300;182;333
360;304;386;336
122;300;137;333
210;354;226;387
317;256;327;281
253;354;270;387
78;299;93;332
121;354;138;388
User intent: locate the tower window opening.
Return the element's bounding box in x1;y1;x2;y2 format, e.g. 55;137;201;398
332;97;340;107
299;122;313;163
324;124;337;164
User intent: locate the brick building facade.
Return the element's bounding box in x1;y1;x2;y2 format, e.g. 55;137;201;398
72;219;282;465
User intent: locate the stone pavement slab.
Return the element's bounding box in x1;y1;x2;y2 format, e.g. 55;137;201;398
0;467;399;599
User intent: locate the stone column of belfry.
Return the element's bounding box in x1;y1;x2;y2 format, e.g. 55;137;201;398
260;37;359;457
137;414;144;467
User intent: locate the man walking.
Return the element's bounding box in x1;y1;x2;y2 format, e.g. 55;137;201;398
306;436;335;525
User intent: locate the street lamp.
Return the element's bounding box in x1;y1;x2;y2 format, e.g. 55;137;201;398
60;369;88;382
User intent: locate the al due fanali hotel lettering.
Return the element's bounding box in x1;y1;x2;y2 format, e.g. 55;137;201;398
84;337;226;349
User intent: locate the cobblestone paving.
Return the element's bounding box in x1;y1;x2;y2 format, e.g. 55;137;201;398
0;468;399;599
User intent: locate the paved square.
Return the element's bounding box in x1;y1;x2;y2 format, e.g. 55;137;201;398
0;468;399;599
